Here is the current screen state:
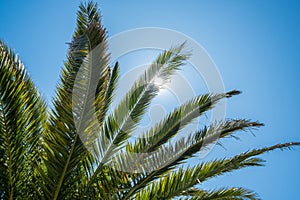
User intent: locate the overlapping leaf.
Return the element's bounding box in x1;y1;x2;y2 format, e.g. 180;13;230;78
0;42;46;199
0;2;299;200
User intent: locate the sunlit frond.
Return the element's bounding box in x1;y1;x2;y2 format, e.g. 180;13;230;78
0;41;47;199
0;2;299;200
135;142;299;199
40;2;111;199
129;90;241;153
118;120;263;199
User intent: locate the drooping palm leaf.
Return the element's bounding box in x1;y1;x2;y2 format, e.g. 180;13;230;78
134;142;300;199
119;120;263;199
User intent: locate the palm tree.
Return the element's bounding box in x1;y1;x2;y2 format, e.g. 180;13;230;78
0;2;299;200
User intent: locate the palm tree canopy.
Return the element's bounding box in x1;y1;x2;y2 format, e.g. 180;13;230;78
0;2;299;200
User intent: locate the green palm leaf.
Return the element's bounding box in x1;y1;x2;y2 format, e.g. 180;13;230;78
119;120;263;199
86;43;190;195
128;91;241;153
189;187;259;200
135;142;299;199
97;43;189;163
0;2;299;200
0;41;47;199
40;2;111;199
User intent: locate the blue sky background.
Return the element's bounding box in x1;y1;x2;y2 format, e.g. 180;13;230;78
1;1;300;199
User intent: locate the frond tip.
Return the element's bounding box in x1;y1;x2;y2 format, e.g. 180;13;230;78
226;90;242;97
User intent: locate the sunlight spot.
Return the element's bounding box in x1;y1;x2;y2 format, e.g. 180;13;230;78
152;76;164;88
152;76;170;95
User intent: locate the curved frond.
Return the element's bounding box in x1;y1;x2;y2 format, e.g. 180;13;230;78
99;43;189;161
135;157;263;199
0;41;47;199
129;90;241;153
189;187;259;200
0;2;299;200
87;44;190;192
119;119;262;199
135;142;300;199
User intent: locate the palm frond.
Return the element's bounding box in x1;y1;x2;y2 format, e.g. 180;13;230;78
135;157;263;199
95;62;119;128
40;2;111;199
128;90;241;153
118;119;262;199
0;41;47;199
0;2;299;199
75;1;101;37
135;142;300;199
99;43;189;160
84;165;133;199
87;44;190;191
188;187;259;200
82;44;189;197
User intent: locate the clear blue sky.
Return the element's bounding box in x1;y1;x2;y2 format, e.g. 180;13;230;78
1;1;300;199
